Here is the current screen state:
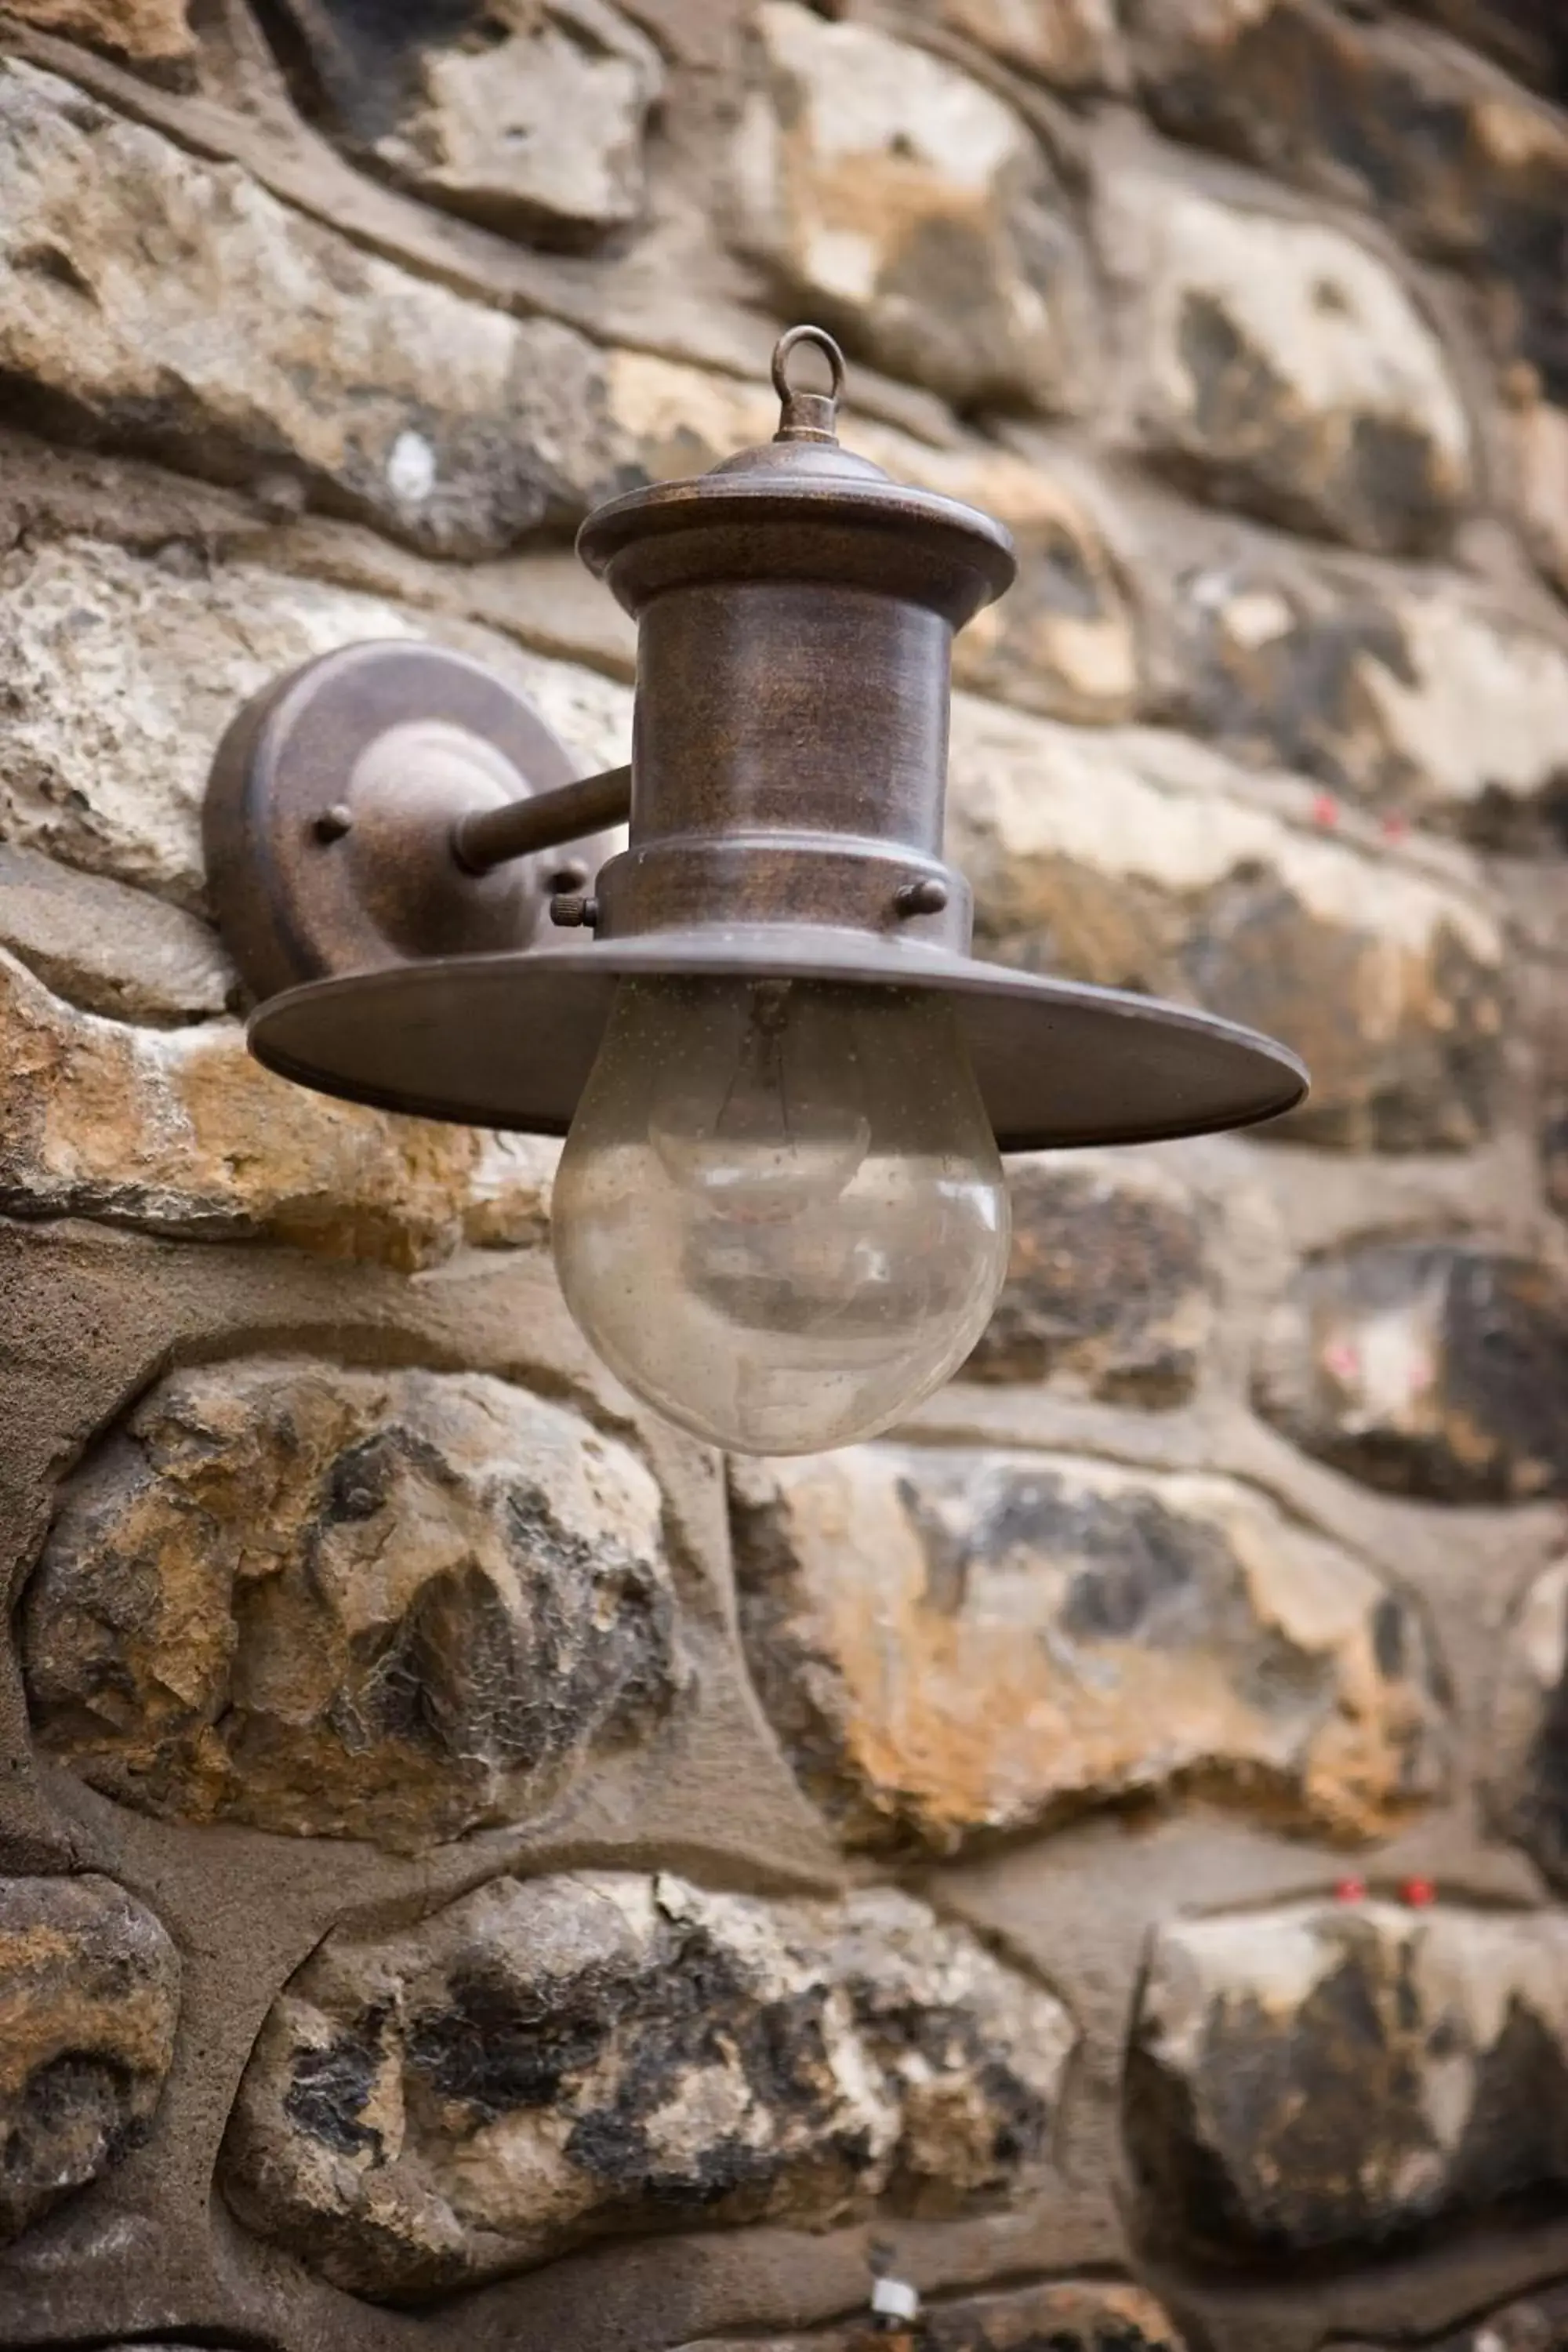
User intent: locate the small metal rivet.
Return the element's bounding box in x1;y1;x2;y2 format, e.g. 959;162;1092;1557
312;804;354;844
895;877;948;916
550;893;599;930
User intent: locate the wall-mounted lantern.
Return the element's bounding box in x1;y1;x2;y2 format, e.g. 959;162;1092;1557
205;327;1305;1454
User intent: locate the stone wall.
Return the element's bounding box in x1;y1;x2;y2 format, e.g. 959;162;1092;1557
0;1;1565;2348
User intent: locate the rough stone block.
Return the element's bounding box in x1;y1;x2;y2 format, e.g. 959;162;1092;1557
0;1873;180;2245
966;1152;1212;1401
953;459;1138;722
1517;397;1568;603
0;945;554;1265
1169;562;1568;845
23;1360;684;1851
1489;1557;1568;1895
0;539;616;1261
1404;0;1568;95
1129;0;1568;407
1127;1898;1568;2259
906;0;1124;88
0;60;622;554
220;1871;1073;2299
735;3;1093;411
605;348;1138;720
0;846;230;1025
731;1446;1448;1856
1255;1242;1568;1503
2;0;191;62
274;0;664;247
947;702;1505;1152
1101;171;1473;553
683;2278;1186;2350
0;537;631;913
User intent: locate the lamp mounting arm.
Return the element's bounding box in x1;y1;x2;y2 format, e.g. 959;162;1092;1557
450;763;631;876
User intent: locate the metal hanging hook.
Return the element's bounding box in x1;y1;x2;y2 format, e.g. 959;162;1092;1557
771;323;847;444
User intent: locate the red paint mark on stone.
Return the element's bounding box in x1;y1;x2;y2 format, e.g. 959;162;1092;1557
1312;793;1340;828
1324;1341;1359;1383
1400;1877;1436;1908
1334;1878;1367;1903
1381;811;1410;843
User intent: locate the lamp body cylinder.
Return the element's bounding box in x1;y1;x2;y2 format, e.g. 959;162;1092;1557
593;577;968;950
557;407;1021;1449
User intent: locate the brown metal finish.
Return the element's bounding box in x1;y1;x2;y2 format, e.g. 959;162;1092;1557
452;763;632;875
247;927;1308;1148
203;330;1010;995
211;325;1311;1154
203;641;613;1001
575;326;1014;955
599;580;966;946
771;322;846;442
594;833;967;950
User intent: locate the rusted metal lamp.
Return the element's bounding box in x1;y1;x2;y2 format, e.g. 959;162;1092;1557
205;326;1305;1454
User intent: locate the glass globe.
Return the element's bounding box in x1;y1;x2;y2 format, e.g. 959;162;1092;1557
551;975;1011;1454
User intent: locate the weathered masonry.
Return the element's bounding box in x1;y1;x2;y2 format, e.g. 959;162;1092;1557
0;3;1566;2350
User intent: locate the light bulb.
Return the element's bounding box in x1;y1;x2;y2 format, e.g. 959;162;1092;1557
551;975;1011;1454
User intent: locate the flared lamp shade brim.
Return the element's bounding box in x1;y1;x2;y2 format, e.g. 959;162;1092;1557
245;927;1308;1152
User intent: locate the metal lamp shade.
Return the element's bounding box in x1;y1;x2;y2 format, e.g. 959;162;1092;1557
246;925;1307;1150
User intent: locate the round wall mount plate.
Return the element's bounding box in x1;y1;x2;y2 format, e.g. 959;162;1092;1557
203;640;597;1003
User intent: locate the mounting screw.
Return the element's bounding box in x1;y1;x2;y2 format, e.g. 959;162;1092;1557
550;893;599;930
312;804;354;844
895;877;948;917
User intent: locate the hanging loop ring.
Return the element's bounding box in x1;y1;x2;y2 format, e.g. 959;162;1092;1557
771;324;848;443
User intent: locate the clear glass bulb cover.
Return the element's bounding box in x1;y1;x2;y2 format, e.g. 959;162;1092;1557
551;975;1011;1454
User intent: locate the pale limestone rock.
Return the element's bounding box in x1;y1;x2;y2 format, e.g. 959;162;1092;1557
0;946;554;1266
0;61;619;554
1127;0;1568;460
1357;595;1568;820
0;847;230;1025
1127;1899;1568;2256
1172;559;1568;841
946;700;1506;1151
1516;398;1568;600
220;1871;1073;2297
0;539;630;912
0;1873;180;2244
24;1362;684;1850
735;4;1092;409
463;1131;561;1250
2;0;192;60
361;0;663;243
925;0;1125;87
1102;172;1474;551
730;1446;1449;1854
1491;1556;1568;1895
